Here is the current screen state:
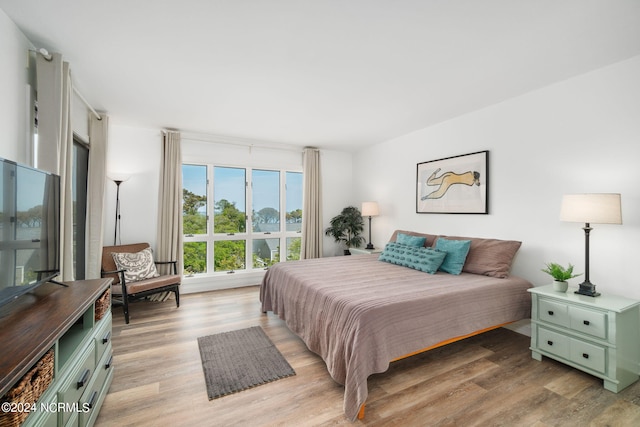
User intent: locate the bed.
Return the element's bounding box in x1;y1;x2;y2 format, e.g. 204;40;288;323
260;230;532;421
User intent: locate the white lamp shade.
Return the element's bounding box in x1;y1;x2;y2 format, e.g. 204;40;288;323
361;201;379;217
560;193;622;224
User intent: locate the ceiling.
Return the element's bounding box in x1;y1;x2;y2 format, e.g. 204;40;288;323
2;0;640;151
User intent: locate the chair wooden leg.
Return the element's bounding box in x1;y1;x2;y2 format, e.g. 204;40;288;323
121;276;130;324
175;287;180;308
123;299;130;324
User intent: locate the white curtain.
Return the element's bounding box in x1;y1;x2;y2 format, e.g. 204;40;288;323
150;130;183;301
300;147;323;259
85;114;109;279
36;52;74;281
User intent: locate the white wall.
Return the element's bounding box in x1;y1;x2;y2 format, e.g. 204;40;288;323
353;55;640;299
104;124;161;247
0;9;33;162
0;9;94;160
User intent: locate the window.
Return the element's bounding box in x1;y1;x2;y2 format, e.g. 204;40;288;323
72;137;89;280
183;164;207;274
182;165;302;276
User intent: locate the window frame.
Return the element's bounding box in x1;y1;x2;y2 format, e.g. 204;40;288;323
183;163;302;276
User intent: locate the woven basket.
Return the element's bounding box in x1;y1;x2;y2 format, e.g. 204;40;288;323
95;288;111;322
0;348;54;427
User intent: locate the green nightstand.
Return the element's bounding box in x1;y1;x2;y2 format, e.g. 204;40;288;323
529;284;640;392
349;247;382;255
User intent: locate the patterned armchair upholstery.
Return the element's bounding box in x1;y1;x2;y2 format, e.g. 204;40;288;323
101;243;180;324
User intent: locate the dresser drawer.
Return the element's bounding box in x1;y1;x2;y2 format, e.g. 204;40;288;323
94;313;112;363
570;338;607;374
79;348;113;427
569;306;607;339
539;299;570;327
57;344;96;426
538;327;570;359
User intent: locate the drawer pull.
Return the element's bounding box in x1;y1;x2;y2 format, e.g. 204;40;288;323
105;354;114;370
77;368;91;389
548;310;554;316
583;320;590;326
547;340;553;346
87;390;98;409
582;353;589;359
102;331;111;344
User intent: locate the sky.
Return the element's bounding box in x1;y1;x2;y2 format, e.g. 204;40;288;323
182;165;302;215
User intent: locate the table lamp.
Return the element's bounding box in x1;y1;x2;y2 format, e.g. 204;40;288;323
560;193;622;297
361;202;379;250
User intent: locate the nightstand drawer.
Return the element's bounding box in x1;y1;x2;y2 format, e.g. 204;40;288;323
570;338;606;373
538;327;570;359
539;299;570;328
569;306;607;339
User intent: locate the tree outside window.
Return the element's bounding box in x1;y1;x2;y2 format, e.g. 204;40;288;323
182;165;302;276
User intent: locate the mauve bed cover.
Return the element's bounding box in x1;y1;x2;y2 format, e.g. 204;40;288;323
260;254;532;421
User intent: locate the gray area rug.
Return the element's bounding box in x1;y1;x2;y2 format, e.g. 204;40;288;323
197;326;295;399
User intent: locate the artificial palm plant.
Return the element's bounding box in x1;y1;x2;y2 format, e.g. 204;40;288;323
324;206;365;255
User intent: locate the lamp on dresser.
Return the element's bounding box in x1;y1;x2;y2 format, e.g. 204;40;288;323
560;193;622;297
361;202;379;250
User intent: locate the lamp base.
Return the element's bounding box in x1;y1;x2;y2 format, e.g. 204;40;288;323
574;281;600;297
365;243;374;250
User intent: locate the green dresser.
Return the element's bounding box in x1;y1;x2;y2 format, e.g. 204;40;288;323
529;284;640;392
0;279;113;427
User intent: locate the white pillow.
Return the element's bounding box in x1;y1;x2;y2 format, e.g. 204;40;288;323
111;247;160;283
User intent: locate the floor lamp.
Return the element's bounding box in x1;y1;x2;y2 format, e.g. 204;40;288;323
361;202;379;250
110;174;130;245
560;193;622;297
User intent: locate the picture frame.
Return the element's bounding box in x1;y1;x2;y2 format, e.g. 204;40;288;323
416;150;488;214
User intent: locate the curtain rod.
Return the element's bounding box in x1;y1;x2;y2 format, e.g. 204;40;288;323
72;86;101;121
31;48;102;121
181;131;304;153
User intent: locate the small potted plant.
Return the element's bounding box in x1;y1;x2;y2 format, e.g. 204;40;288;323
324;206;366;255
541;262;582;292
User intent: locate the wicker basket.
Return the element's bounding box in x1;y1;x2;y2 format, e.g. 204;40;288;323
95;288;111;322
0;348;54;427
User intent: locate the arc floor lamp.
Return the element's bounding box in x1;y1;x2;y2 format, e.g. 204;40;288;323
110;174;130;245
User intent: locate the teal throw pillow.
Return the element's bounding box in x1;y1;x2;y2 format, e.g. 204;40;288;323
396;233;427;247
434;238;471;275
378;242;446;274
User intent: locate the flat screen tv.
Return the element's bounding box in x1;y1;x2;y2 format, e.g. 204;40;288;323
0;158;60;307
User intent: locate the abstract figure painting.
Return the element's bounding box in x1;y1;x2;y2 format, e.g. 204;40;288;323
416;151;488;214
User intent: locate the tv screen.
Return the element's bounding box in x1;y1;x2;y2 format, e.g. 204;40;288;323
0;158;60;307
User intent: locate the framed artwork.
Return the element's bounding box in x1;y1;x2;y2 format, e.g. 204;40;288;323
416;150;488;214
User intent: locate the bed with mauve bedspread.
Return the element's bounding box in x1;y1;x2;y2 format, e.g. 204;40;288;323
260;231;532;421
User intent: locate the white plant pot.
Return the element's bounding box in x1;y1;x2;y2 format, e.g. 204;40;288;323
553;280;568;292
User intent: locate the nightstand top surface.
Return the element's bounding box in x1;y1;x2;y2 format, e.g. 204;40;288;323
529;284;640;312
349;248;382;254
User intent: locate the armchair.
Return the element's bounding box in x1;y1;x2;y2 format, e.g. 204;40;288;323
101;243;180;324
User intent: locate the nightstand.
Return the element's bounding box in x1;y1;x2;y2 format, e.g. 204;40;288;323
349;248;382;255
529;285;640;392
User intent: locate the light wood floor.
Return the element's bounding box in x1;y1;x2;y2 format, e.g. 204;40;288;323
95;286;640;427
